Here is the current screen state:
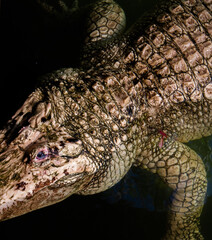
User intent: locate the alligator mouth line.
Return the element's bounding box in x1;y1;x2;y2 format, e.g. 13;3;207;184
49;173;85;189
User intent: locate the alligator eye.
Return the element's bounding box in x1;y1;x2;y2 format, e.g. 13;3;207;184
35;148;49;161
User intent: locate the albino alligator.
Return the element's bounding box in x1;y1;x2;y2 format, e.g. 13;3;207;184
0;0;212;239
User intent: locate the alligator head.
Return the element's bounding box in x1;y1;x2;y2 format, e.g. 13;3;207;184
0;87;97;221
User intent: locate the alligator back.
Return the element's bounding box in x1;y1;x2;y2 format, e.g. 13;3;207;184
116;0;212;142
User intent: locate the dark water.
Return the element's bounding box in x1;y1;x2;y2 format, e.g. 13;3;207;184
1;0;212;239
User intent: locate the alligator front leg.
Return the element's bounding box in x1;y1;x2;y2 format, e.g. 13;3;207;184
135;138;207;239
84;0;126;44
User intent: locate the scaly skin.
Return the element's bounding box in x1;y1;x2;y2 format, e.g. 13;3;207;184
0;0;212;239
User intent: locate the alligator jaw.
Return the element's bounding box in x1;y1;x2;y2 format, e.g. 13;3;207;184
0;89;96;221
0;171;93;222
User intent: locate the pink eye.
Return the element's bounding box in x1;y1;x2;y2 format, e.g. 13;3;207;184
35;148;49;162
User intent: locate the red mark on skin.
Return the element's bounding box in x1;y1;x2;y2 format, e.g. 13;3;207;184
159;130;167;148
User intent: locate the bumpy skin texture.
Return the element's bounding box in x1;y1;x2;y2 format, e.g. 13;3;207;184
84;0;126;43
0;0;212;239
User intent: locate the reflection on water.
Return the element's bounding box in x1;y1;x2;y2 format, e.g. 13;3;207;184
1;0;212;239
